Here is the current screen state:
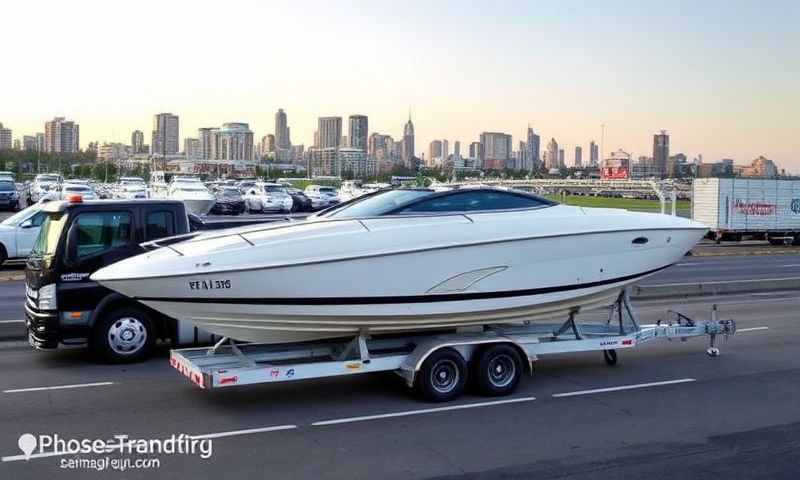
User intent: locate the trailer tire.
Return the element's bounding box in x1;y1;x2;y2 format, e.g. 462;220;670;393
417;348;467;402
474;344;522;397
92;306;155;363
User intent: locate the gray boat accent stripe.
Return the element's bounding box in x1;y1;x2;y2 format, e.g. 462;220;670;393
135;264;670;306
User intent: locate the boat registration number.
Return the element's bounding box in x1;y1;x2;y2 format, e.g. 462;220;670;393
189;279;231;291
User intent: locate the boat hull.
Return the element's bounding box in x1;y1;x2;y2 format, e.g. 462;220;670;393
98;224;704;343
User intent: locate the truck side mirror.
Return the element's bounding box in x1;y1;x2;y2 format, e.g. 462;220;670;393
20;219;34;229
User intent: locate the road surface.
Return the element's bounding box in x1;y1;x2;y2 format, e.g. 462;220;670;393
0;293;796;478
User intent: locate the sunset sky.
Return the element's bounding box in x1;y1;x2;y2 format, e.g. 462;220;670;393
2;0;798;169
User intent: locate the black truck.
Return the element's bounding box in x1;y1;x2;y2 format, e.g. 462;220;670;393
24;198;242;363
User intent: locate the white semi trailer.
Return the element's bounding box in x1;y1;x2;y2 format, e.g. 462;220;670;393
692;178;800;244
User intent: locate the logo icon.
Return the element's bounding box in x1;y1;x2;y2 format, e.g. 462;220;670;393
18;433;36;460
791;199;800;214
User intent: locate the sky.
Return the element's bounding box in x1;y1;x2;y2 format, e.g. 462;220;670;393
2;0;798;169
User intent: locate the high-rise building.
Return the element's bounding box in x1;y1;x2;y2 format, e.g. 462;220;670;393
152;113;179;156
198;128;216;160
546;138;559;170
589;141;599;166
275;108;290;150
653;130;669;177
402;116;415;166
428;140;442;165
454;141;461;158
338;147;373;178
23;135;37;151
0;123;11;150
184;138;201;159
35;133;45;152
479;132;512;170
348;115;368;151
44;117;80;153
214;123;254;160
558;149;565;168
574;146;583;167
526;127;540;171
317;117;342;149
469;141;483;161
131;130;145;154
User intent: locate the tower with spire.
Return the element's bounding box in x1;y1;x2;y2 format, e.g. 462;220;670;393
402;113;415;167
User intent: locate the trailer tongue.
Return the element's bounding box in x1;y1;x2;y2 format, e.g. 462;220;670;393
169;291;736;402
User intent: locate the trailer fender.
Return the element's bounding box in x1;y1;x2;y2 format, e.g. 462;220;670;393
399;338;533;388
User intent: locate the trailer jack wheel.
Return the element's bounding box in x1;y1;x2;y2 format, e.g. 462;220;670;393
603;349;618;366
707;347;720;357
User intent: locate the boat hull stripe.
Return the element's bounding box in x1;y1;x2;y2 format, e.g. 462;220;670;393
135;264;670;306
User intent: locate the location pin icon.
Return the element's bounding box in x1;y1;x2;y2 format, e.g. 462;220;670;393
18;433;36;460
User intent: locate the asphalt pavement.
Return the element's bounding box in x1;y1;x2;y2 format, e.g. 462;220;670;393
0;293;797;478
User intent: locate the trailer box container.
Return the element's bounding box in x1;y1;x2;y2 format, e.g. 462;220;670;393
692;178;800;243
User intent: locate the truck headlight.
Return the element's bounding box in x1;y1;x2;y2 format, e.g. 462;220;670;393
38;284;58;310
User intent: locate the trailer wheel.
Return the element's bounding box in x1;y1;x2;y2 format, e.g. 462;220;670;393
417;348;467;402
474;344;522;397
603;349;618;366
92;306;155;363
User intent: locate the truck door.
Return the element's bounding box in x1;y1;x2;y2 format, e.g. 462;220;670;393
65;211;137;271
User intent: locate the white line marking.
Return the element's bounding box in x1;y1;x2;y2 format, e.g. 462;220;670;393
189;425;297;440
737;326;770;333
552;378;696;398
3;381;114;394
781;264;800;267
0;319;24;324
312;397;537;426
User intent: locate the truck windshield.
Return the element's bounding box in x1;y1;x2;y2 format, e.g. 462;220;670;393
31;212;68;257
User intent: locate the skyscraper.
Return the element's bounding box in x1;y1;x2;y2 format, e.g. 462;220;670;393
152;113;179;156
546;138;559;170
131;130;144;154
469;142;483;161
402;116;415;166
558;149;565;168
0;123;11;150
23;135;37;151
275;109;290;149
479;132;512;170
35;133;45;152
215;123;254;160
44;117;80;153
428;140;442;165
184;138;201;159
653;130;669;177
574;146;583;167
589;141;599;166
317;117;342;149
198;127;216;160
348;115;368;151
526;127;540;171
454;141;461;158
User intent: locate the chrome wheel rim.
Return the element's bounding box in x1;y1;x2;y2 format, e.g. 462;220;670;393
431;359;459;394
107;317;147;355
487;354;515;388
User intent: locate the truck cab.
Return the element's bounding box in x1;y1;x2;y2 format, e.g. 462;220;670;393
24;198;209;362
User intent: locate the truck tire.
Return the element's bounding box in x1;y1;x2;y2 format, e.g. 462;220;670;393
0;244;6;268
417;348;467;402
92;306;156;363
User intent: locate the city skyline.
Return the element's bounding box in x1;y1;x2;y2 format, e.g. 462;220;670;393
2;1;798;168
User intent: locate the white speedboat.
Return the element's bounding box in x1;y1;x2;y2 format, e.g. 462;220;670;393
92;188;707;344
167;177;216;215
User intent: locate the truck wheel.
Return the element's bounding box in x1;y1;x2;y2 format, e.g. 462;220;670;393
92;306;155;363
0;244;6;267
417;348;467;402
474;344;523;396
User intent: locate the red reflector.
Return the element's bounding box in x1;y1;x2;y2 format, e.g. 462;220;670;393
622;339;633;345
66;194;83;203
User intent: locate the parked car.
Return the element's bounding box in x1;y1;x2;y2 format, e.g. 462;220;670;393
285;188;313;212
243;182;293;213
0;179;20;210
0;203;47;266
304;184;340;210
58;183;99;200
29;173;63;203
210;186;246;215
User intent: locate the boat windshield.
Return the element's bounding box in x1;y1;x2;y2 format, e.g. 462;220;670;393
319;189;434;219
